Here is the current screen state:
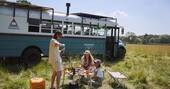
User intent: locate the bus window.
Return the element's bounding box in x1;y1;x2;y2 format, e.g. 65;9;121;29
41;23;51;33
63;22;72;34
98;27;105;36
28;25;39;32
106;28;112;36
28;18;40;32
91;25;98;36
83;25;90;35
74;24;81;35
67;24;72;34
53;22;62;33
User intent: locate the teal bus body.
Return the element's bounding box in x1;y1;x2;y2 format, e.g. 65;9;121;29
0;34;50;57
0;1;126;60
0;34;106;58
61;37;106;55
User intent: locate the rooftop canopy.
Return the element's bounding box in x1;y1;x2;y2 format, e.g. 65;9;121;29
0;1;53;10
71;12;114;20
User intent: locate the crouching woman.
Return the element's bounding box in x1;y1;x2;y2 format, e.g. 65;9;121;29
91;59;104;87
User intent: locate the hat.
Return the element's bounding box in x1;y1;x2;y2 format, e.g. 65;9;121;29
94;59;101;64
84;50;91;54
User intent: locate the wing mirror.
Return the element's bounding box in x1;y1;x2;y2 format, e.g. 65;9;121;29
121;27;124;34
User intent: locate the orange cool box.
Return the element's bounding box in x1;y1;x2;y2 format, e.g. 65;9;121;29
30;77;45;89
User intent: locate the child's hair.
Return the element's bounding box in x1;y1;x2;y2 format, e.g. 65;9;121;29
94;59;101;68
53;31;62;38
55;31;62;35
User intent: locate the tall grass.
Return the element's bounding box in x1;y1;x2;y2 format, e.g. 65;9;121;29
0;59;52;89
108;44;170;89
0;57;84;89
0;44;169;89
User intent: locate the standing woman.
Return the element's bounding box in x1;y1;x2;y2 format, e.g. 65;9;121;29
81;50;94;70
48;31;65;89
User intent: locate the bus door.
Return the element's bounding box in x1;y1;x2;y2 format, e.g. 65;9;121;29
113;26;120;58
106;27;114;60
106;26;119;60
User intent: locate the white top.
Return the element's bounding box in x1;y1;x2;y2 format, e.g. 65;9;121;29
94;68;104;79
48;38;63;67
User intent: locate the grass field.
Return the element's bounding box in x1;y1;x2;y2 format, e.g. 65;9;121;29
108;44;170;89
0;44;170;89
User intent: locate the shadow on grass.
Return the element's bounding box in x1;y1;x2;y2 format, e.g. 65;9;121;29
103;58;125;68
0;57;40;73
109;81;127;89
61;84;86;89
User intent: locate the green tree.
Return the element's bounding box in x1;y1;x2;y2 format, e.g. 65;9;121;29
125;32;138;44
16;0;31;4
159;35;170;43
122;32;170;44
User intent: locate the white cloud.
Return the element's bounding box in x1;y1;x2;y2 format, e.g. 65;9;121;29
111;10;128;17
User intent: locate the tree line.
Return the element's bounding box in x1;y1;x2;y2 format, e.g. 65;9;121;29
121;32;170;44
16;0;31;4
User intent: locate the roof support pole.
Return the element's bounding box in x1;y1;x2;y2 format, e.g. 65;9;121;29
52;8;54;25
27;7;30;22
71;22;74;35
104;18;107;37
104;24;107;37
40;8;42;24
97;19;100;36
13;4;15;18
113;28;117;57
51;8;54;32
81;17;84;35
117;27;120;45
89;22;91;35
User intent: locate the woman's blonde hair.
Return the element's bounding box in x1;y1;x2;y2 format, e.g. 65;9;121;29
81;50;94;65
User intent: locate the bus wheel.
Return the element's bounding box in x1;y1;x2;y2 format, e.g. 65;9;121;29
118;47;126;59
22;48;41;66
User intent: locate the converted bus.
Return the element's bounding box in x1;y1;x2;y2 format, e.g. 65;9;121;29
0;1;126;63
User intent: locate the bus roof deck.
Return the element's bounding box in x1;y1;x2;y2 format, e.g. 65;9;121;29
72;12;114;20
0;1;120;38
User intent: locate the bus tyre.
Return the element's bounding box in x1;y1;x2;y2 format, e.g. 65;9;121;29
22;48;41;66
118;47;126;59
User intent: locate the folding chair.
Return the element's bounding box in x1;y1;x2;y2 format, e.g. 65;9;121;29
107;71;127;87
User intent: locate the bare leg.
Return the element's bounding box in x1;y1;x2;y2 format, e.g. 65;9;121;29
56;71;62;89
51;71;57;89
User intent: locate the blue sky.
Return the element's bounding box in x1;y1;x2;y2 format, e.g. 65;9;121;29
8;0;170;35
